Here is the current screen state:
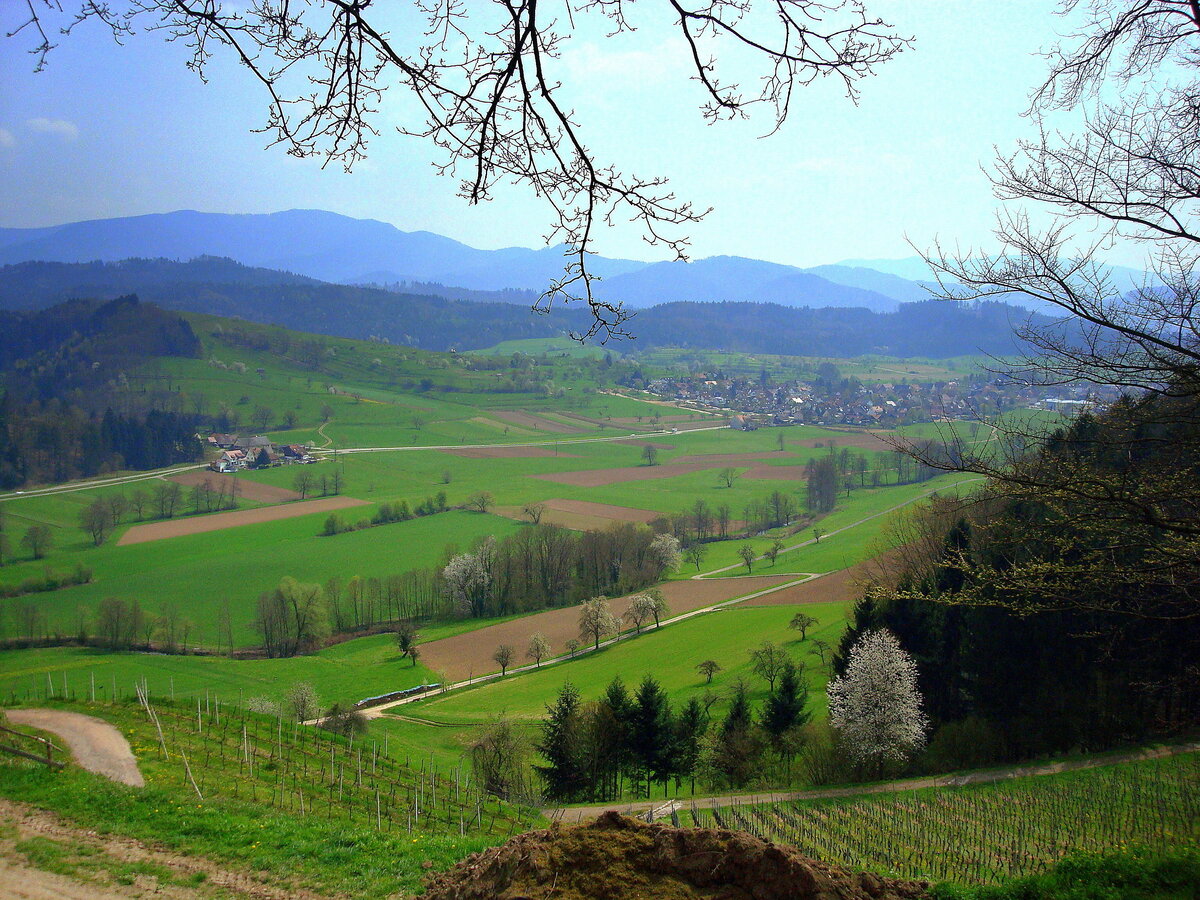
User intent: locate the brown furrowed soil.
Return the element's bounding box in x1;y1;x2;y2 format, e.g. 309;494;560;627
440;446;580;459
488;410;582;433
743;563;871;606
673;452;795;465
743;465;810;480
167;470;301;503
793;431;895;452
494;499;661;532
416;575;796;681
423;811;929;900
530;463;710;487
117;497;368;545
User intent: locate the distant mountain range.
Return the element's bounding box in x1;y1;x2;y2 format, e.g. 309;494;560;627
0;209;938;313
0;256;1063;359
0;210;1157;314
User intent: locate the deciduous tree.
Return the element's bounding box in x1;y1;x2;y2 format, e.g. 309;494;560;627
827;628;928;774
526;632;551;668
579;597;618;650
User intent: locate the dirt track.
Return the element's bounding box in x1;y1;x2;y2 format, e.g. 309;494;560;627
0;798;324;899
117;496;368;545
4;709;143;787
416;575;797;682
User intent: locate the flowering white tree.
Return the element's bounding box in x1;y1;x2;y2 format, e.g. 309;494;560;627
443;537;495;618
827;628;928;773
648;534;682;576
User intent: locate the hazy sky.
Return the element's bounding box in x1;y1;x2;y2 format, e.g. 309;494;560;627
0;2;1128;269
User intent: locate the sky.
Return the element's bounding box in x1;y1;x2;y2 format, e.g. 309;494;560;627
0;1;1139;270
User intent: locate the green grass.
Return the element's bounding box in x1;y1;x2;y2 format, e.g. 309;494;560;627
1;509;523;647
0;697;538;895
931;847;1200;899
0;633;438;710
367;603;847;775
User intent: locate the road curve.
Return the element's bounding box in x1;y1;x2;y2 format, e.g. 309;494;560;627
5;709;144;787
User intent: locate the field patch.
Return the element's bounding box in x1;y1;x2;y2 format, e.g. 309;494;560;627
488;410;582;433
440;446;579;459
742;555;893;606
793;431;894;452
417;574;797;681
673;452;794;465
743;465;810;480
494;498;661;531
117;496;369;545
614;440;675;450
530;463;712;487
167;470;301;503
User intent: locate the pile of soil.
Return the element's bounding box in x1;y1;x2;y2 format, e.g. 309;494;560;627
423;811;929;900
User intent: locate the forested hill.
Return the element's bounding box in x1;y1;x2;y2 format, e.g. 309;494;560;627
619;300;1052;358
0;258;586;349
0;297;202;487
0;259;1052;357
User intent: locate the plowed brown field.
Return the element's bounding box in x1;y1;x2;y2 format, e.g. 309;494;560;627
168;470;301;503
117;496;369;545
494;499;662;531
440;446;579;459
488;410;581;433
416;574;797;681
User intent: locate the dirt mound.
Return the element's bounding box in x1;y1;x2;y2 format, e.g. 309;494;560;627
423;811;928;900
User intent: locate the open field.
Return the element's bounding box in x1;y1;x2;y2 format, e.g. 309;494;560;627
167;470;302;503
0;697;534;896
530;462;722;487
117;496;369;545
439;446;579;459
0;633;437;710
411;603;847;725
415;575;801;683
493;498;661;531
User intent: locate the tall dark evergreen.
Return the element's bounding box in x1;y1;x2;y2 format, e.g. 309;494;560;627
760;659;811;759
536;683;585;803
627;675;674;799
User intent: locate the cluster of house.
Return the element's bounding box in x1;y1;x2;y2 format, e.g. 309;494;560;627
203;433;317;472
649;375;1116;428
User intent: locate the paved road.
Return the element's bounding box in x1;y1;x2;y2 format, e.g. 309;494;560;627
549;740;1200;823
0;465;205;503
5;709;144;787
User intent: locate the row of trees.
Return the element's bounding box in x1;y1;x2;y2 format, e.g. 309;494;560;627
246;524;682;656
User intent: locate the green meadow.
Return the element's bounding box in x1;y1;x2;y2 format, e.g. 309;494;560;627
413;602;846;725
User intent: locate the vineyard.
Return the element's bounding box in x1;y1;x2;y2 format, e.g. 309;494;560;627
11;687;538;842
682;753;1200;885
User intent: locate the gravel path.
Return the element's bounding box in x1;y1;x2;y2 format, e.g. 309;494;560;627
5;710;144;787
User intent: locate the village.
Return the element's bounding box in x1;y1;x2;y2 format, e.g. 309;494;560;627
649;371;1114;429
